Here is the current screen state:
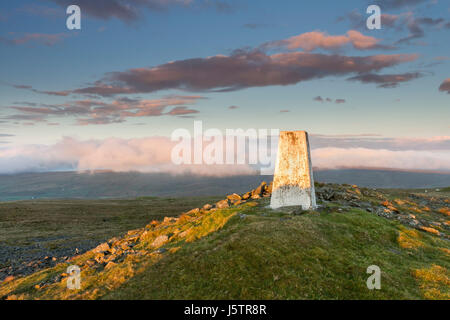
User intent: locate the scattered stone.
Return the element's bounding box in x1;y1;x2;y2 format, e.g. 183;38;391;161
93;242;110;254
242;192;251;200
202;204;212;210
227;193;242;203
252;181;267;199
216;199;229;209
105;261;117;270
94;253;105;264
187;208;200;215
179;228;192;238
3;275;14;283
85;260;95;267
151;235;169;248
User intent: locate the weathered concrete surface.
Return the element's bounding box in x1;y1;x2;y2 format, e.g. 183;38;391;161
270;131;317;210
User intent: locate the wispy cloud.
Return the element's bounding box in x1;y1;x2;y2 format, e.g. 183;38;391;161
348;72;424;88
47;0;231;23
373;0;429;10
265;30;391;51
439;78;450;93
0;32;71;46
3;96;204;125
313;96;347;104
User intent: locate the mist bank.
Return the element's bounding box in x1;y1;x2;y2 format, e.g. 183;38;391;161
0;169;449;201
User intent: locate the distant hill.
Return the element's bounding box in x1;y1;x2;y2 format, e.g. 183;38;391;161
0;169;449;201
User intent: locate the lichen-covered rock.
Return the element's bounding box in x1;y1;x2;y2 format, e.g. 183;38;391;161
93;242;110;254
216;199;229;209
151;235;169;248
202;204;212;210
187;208;200;215
227;193;241;203
105;261;117;270
252;182;267;198
242;192;251;200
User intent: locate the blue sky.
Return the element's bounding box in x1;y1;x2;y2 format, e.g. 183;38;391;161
0;0;449;173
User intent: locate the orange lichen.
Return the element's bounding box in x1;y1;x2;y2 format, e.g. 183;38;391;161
413;265;450;300
410;206;423;214
398;228;424;249
438;207;450;217
381;200;398;212
419;226;440;236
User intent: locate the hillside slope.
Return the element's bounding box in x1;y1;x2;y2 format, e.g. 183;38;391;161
1;183;449;300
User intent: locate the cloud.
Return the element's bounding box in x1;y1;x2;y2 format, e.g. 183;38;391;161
267;30;388;52
313;96;346;104
312;147;450;171
338;10;448;45
373;0;428;9
201;0;236;13
309;134;450;151
0;32;70;46
279;110;290;113
1;134;449;174
70;51;418;96
47;0;216;23
228;105;239;110
243;23;271;29
439;78;450;93
8;83;71;96
338;10;401;30
5;96;203;125
396;14;446;44
0;136;254;175
313;96;324;102
18;4;62;17
348;72;424;88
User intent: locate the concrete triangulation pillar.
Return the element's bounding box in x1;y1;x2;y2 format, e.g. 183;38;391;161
270;131;317;210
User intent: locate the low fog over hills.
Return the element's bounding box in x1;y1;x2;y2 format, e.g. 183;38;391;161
0;169;449;201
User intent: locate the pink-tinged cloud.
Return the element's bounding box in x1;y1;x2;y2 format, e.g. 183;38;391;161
166;106;199;115
0;135;449;175
309;134;450;151
0;33;70;46
71;51;418;96
439;78;450;93
311;148;450;171
6;96;203;125
348;72;424;88
0;137;254;176
276;30;384;51
9;83;72;96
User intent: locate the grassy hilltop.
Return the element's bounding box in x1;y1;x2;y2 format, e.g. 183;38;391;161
0;182;449;300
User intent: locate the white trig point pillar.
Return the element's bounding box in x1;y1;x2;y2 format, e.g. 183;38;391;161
270;131;317;210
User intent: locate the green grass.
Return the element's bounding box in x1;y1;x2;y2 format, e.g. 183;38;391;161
105;199;449;300
0;196;222;248
1;189;448;300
